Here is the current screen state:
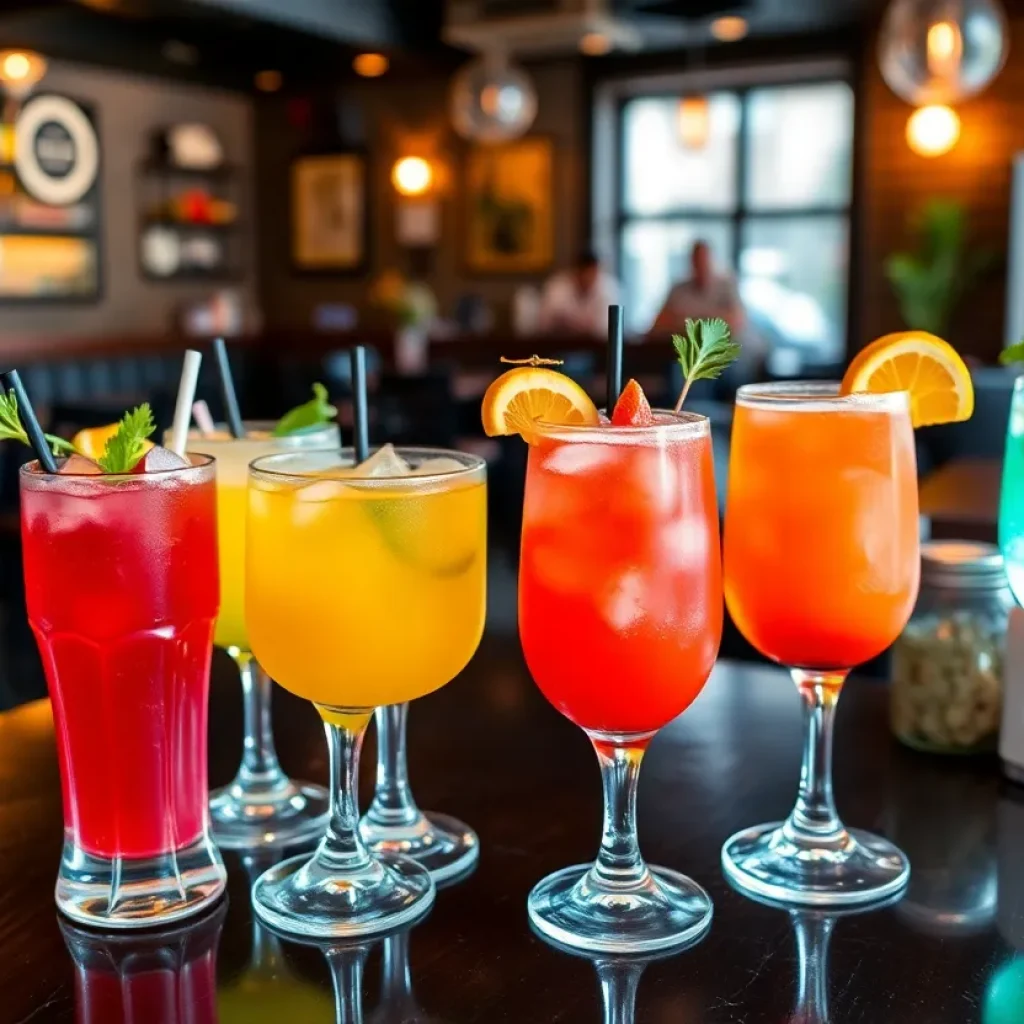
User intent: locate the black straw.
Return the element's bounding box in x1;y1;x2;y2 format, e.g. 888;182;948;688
606;304;624;409
211;337;244;439
2;370;57;473
351;346;369;463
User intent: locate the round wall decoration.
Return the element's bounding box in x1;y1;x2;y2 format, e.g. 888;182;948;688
14;94;99;206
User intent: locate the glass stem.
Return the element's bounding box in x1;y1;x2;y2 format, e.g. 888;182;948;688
588;735;653;889
365;704;420;828
316;709;374;874
784;670;847;847
324;944;370;1024
232;651;283;786
792;912;834;1024
595;959;647;1024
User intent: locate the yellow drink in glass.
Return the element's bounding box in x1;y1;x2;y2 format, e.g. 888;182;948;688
184;423;340;651
247;456;486;708
173;421;340;850
246;447;486;939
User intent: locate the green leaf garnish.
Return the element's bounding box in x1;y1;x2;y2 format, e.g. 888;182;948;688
97;404;155;473
672;318;741;412
273;383;338;437
0;389;78;456
1000;340;1024;366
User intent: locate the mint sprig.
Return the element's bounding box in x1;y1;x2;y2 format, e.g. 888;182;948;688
0;389;77;456
98;404;155;473
273;382;338;437
1000;340;1024;366
672;318;741;412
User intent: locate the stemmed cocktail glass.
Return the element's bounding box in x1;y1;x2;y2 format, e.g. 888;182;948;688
182;422;339;849
245;448;487;937
360;704;479;883
519;412;722;954
721;383;919;906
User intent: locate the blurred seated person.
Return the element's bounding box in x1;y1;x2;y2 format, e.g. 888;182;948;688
652;240;746;338
538;250;620;337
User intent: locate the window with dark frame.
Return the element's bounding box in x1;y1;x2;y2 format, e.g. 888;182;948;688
616;79;854;365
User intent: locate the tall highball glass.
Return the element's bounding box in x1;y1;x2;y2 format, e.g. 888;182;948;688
519;412;723;954
179;422;340;849
21;456;226;927
245;448;487;937
722;382;919;906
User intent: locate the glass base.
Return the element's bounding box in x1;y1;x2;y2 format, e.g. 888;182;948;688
209;777;330;849
252;850;435;940
721;822;910;907
528;863;713;955
57;833;227;929
360;811;479;884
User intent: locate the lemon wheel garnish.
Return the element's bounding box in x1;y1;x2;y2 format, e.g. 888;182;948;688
840;330;974;428
481;366;600;441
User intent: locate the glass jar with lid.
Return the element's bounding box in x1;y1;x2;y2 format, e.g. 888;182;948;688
892;541;1014;754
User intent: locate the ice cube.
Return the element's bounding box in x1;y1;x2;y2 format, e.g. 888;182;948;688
541;441;616;476
600;570;647;632
57;454;103;475
132;446;191;474
350;443;411;479
296;480;348;503
410;456;466;476
292;480;346;527
659;516;710;570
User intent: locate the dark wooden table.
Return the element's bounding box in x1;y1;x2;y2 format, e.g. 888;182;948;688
1;636;1019;1023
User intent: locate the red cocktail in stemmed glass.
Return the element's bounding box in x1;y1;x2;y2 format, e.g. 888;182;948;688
519;408;722;953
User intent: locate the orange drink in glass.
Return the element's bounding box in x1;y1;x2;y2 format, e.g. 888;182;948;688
722;382;919;906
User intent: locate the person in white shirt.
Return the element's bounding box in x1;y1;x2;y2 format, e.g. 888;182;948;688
538;250;620;337
652;240;746;337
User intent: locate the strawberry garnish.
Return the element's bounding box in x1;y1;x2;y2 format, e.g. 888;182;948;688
611;379;654;427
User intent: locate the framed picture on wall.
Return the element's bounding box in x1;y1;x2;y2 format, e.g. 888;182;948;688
291;152;367;272
464;137;554;275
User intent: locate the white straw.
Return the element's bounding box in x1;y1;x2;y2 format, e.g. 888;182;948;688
170;349;203;457
192;400;216;437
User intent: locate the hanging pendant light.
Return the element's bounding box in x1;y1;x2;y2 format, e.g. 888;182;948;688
0;50;47;99
678;95;710;150
879;0;1008;104
450;52;538;144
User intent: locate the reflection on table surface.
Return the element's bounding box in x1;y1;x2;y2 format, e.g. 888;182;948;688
6;649;1024;1021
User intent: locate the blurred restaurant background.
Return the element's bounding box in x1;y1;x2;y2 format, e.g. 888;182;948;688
0;0;1016;707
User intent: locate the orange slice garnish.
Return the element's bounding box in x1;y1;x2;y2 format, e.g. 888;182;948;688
73;424;154;460
840;330;974;428
481;367;600;441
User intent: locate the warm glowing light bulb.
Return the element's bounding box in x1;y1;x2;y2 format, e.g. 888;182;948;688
254;70;282;92
580;32;612;56
906;104;960;156
353;53;389;78
3;52;30;81
711;16;748;42
392;156;433;197
926;18;963;77
678;95;711;150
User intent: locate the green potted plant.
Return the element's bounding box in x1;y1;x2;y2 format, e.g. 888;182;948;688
885;199;996;336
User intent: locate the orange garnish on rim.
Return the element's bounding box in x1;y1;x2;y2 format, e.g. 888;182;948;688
481;360;599;441
840;330;974;428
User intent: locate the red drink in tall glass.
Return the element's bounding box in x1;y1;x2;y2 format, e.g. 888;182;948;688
520;417;722;735
20;456;226;927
